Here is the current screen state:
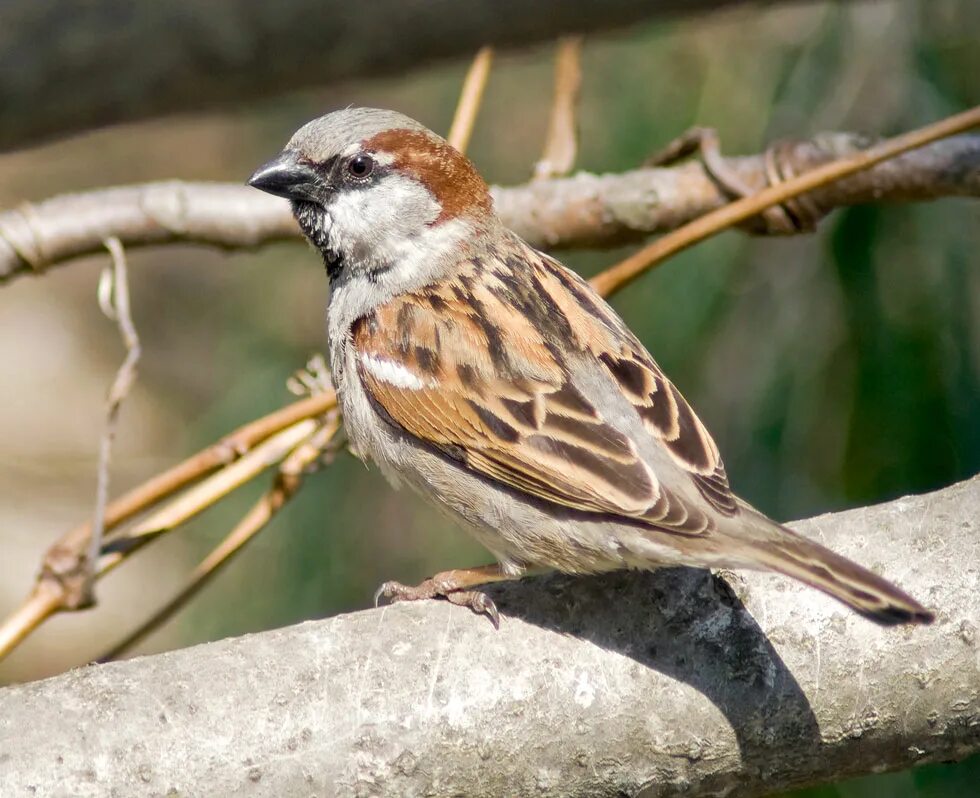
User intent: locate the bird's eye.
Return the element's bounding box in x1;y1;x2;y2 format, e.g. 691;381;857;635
347;154;374;179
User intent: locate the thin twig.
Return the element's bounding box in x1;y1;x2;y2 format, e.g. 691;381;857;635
0;392;336;662
98;414;343;662
120;418;319;543
82;238;142;607
534;36;583;180
589;104;980;297
446;46;494;154
0;582;63;662
97;362;338;660
12;420;321;655
49;391;336;567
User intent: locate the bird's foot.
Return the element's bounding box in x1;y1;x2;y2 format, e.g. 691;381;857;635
374;566;504;628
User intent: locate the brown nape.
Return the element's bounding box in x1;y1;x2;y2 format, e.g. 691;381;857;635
363;128;493;224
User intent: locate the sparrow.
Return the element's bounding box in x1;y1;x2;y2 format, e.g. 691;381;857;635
249;107;933;627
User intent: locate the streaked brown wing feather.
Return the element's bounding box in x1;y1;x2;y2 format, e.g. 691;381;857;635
352;243;732;535
535;253;739;516
355;301;659;517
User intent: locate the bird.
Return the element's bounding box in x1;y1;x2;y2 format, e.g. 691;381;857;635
248;107;934;628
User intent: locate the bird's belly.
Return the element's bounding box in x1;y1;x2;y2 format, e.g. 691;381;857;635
362;418;683;575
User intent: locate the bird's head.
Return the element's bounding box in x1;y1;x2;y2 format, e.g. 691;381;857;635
249;107;495;287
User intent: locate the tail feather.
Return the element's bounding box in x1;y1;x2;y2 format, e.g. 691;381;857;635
734;505;934;626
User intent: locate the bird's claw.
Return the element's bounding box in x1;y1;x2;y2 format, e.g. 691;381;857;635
374;578;500;628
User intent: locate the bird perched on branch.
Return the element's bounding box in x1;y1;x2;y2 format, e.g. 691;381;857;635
249;107;933;628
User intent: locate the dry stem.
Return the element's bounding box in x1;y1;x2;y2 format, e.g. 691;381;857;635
534;36;583;180
82;238;142;607
446;46;494;154
590;104;980;296
98;414;342;661
120;418;320;544
0;581;63;663
0;391;336;661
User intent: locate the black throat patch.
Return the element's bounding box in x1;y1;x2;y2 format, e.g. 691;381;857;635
291;200;344;280
323;249;344;281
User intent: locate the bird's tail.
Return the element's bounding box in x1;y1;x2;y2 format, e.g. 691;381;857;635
732;503;934;625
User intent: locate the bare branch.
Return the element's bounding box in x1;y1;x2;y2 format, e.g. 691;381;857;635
0;477;976;796
1;133;978;284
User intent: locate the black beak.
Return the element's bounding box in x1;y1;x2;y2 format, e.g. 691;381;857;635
248;150;319;201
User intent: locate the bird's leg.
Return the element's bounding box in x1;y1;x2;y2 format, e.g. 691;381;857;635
374;564;509;628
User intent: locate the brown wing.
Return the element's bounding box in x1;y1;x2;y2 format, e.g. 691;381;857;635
352;244;736;534
535;252;738;516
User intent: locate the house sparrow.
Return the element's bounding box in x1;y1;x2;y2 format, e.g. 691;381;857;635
249;107;933;627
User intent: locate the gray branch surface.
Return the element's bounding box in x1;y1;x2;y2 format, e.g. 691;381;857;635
2;133;977;283
0;0;871;153
1;476;977;797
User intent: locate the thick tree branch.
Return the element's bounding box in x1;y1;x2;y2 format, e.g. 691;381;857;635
0;0;871;153
0;477;976;797
1;132;977;283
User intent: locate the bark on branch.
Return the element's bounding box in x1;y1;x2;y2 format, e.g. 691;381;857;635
1;133;977;283
0;0;871;152
0;476;977;797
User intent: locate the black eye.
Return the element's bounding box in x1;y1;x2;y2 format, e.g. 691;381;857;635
347;154;374;179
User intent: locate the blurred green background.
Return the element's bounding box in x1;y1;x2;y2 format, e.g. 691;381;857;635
0;1;977;794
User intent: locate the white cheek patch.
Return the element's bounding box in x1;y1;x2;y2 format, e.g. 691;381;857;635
361;353;431;390
329;174;439;246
